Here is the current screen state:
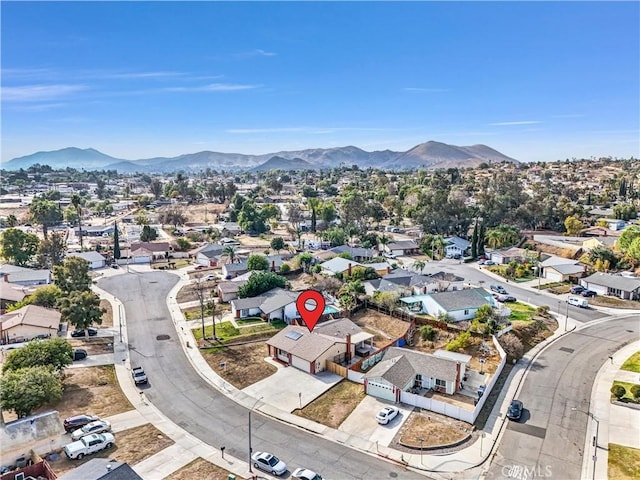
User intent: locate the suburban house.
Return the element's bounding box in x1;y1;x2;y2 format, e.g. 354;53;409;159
194;243;224;267
0;305;61;344
266;318;375;374
230;287;300;321
580;272;640;300
581;236;618;252
382;240;420;257
597;218;626;231
222;260;249;279
0;264;52;286
57;458;142;480
1;282;39;313
364;347;470;402
488;247;530;265
216;280;247;302
67;251;107;269
76;224;115;237
400;288;496;321
130;241;171;259
365;270;464;298
539;256;587;282
319;257;364;276
325;245;375;262
444;236;470;257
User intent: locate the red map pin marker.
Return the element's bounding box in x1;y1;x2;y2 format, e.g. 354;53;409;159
296;290;325;332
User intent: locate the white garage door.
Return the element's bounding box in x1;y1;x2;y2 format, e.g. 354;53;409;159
545;270;564;283
291;356;310;373
366;381;395;402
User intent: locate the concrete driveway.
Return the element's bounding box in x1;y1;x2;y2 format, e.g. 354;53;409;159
67;353;115;369
339;395;413;447
242;363;342;412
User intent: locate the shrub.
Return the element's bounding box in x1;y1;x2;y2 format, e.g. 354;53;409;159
611;384;626;400
445;331;471;352
420;325;436;341
536;305;550;315
279;263;291;273
500;333;524;360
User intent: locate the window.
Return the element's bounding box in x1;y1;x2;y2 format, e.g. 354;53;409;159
415;374;422;381
464;309;469;315
435;378;446;387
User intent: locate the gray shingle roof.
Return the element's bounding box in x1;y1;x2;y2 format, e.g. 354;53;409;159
429;288;493;311
583;272;640;292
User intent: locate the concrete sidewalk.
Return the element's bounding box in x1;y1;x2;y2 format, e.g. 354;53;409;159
583;341;640;480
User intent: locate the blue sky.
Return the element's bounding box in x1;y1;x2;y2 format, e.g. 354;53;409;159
2;1;639;163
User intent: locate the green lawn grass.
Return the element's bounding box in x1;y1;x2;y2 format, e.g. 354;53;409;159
508;302;537;322
192;319;286;342
609;444;640;480
621;352;640;373
610;380;640;403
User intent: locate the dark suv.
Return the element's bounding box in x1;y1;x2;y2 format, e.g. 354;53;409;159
63;414;100;433
581;289;597;297
70;327;98;337
570;285;585;294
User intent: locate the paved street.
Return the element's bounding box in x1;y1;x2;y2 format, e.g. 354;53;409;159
485;314;639;480
99;271;426;480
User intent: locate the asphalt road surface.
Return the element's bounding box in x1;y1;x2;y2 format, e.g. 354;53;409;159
486;314;639;480
100;271;427;480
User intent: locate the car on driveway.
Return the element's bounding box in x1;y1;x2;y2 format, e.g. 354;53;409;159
73;349;88;361
203;274;217;281
507;399;523;421
70;327;98;337
490;285;507;294
63;414;100;433
251;451;287;476
581;289;597;297
484;260;495;266
376;406;399;425
64;432;115;459
570;285;585;294
71;420;112;440
293;467;323;480
495;294;517;303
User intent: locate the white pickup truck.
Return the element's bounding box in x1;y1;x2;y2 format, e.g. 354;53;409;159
132;366;148;385
64;432;115;459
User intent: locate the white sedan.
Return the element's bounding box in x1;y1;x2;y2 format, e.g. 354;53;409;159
251;451;287;476
293;467;323;480
71;420;112;440
376;406;399;425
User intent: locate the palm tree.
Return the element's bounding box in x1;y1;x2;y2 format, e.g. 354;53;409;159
486;229;502;249
431;235;446;260
413;260;426;273
222;245;237;264
71;193;84;250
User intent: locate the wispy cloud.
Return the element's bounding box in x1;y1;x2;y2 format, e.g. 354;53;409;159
489;120;542;126
254;49;277;57
2;84;88;102
163;83;260;92
6;102;68;112
404;87;450;93
101;71;187;80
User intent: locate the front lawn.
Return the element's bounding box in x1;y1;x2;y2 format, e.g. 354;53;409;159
610;380;640;403
192;320;286;343
621;352;640;373
609;443;640;480
200;341;277;389
508;302;537;322
294;380;364;428
398;410;471;448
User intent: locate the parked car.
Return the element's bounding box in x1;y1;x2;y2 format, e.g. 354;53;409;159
70;327;98;337
496;295;517;303
194;265;206;270
70;420;112;440
251;452;287;476
132;366;148;385
292;467;323;480
490;285;507;294
111;263;119;269
64;432;115;459
570;285;585;294
63;414;100;433
581;289;597;297
567;296;589;308
375;406;399;425
203;274;217;281
73;349;88;361
484;260;495;266
507;399;523;421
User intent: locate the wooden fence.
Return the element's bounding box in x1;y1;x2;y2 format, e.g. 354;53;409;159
325;360;348;377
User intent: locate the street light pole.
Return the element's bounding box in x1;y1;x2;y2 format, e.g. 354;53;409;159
418;438;424;465
572;407;600;480
248;396;263;474
565;300;570;331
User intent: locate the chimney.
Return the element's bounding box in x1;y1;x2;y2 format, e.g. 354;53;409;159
348;263;352;276
387;266;391;274
271;260;276;272
3;274;8;282
345;333;351;364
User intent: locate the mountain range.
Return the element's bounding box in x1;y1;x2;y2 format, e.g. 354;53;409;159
3;141;518;173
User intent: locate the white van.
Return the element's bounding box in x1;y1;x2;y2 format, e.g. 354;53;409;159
567;296;589;308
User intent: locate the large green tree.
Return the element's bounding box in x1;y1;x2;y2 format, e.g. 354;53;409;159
36;231;66;268
0;228;39;265
7;285;62;311
53;256;92;293
247;254;269;271
270;236;286;254
71;193;84;250
2;338;73;373
0;366;63;418
58;290;105;331
29;196;63;238
237;271;286;298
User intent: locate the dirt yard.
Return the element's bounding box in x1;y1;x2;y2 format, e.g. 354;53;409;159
511;315;557;353
49;423;174;476
166;458;241;480
294;380;365;428
287;272;316;290
352;309;411;343
175;202;227;224
44;365;132;420
200;341;277;389
68;336;115;355
100;299;113;328
397;410;472;448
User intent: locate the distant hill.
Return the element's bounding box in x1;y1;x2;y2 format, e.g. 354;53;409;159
250;156;316;172
4;141;518;173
